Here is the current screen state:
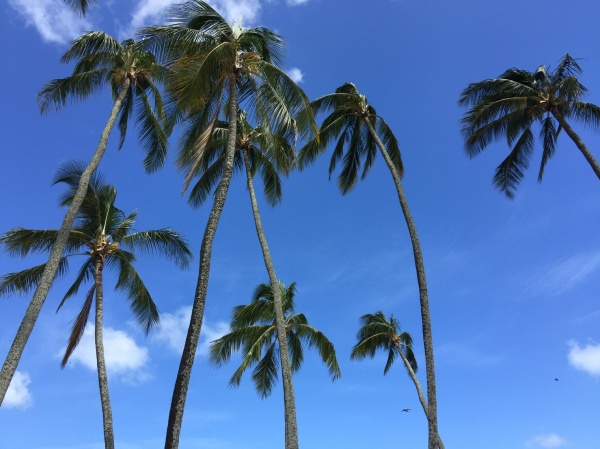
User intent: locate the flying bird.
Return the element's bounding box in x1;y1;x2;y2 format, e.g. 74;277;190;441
401;408;411;412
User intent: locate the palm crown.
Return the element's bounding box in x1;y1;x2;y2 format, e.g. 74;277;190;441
299;82;403;194
209;281;341;398
459;53;600;198
140;0;313;167
351;311;417;375
38;32;171;172
0;162;193;364
180;109;295;207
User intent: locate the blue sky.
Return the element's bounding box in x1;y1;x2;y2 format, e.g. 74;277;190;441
1;0;599;448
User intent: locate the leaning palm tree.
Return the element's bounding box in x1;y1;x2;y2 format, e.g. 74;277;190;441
0;163;192;449
459;53;600;198
298;82;441;449
139;3;315;448
0;32;170;404
210;281;341;399
351;312;443;448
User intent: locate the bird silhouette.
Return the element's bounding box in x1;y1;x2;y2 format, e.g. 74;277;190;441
401;408;411;412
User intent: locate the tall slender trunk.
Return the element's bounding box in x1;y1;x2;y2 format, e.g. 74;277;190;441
164;75;238;449
551;108;600;179
242;150;299;449
94;258;115;449
363;119;442;449
0;79;132;405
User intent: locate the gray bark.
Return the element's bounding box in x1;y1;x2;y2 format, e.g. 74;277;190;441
242;150;299;449
364;118;442;449
0;79;131;405
551;108;600;180
164;75;238;449
94;259;115;449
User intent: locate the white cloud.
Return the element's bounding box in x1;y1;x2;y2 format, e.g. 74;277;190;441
4;371;33;410
568;340;600;376
286;0;309;5
529;251;600;296
8;0;90;45
63;326;149;380
153;306;229;356
286;67;304;83
527;433;568;448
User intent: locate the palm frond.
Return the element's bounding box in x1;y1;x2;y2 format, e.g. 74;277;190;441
113;253;159;333
538;115;558;182
61;0;98;17
120;229;192;269
492;128;535;198
0;258;69;297
38;70;110;114
56;257;95;311
61;284;94;367
250;342;279;398
295;323;341;380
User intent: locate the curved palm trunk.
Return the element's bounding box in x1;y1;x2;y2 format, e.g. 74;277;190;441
394;342;445;449
0;79;132;405
164;75;238;449
395;343;429;417
94;258;115;449
242;150;299;449
363;119;442;449
551;108;600;179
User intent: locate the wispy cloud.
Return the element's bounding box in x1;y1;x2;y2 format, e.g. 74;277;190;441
8;0;90;45
61;326;150;382
152;306;229;356
568;340;600;376
527;250;600;297
526;433;568;448
436;341;504;368
4;371;33;410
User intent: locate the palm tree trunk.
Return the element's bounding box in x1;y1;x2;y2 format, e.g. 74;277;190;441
395;343;445;449
395;343;429;417
0;79;132;405
242;150;299;449
164;74;238;449
551;108;600;179
363;119;442;449
94;258;115;449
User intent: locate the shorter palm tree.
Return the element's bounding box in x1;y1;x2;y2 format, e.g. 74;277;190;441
351;312;444;449
0;163;192;449
210;281;341;399
459;54;600;198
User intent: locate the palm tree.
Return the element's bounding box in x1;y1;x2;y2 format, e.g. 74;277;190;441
0;32;170;405
459;53;600;198
298;82;441;449
139;3;315;448
210;281;341;399
351;312;443;448
0;163;192;449
180;108;302;446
